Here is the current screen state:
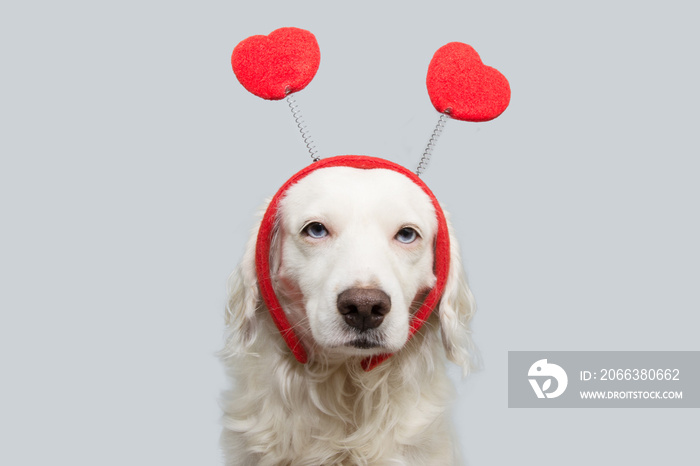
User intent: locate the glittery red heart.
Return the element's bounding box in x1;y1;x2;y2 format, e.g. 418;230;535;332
231;27;320;100
426;42;510;122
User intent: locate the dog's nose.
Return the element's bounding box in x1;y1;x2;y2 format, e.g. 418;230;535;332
337;288;391;331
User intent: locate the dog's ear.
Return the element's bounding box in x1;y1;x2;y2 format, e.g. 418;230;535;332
224;201;275;354
438;211;476;375
224;220;261;353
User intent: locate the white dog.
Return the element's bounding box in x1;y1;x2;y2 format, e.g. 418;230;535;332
221;165;475;465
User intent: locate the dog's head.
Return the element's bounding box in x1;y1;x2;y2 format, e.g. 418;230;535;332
275;166;438;357
225;160;475;372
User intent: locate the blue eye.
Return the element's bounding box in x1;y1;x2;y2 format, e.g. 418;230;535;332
395;227;418;244
304;222;328;239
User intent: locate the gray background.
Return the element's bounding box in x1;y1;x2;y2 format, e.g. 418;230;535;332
1;1;698;465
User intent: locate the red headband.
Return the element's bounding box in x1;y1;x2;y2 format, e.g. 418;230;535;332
233;28;510;370
255;155;450;371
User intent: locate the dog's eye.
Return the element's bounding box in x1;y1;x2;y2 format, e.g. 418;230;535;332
303;222;329;239
395;227;418;244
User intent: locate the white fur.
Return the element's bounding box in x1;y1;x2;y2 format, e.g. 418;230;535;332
221;167;475;465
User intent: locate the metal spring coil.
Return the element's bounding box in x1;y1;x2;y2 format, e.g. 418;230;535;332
416;111;450;176
286;93;320;162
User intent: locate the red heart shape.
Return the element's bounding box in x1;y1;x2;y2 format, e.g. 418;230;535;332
426;42;510;122
231;27;320;100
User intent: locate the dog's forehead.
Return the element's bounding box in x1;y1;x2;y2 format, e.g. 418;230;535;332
279;166;437;228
